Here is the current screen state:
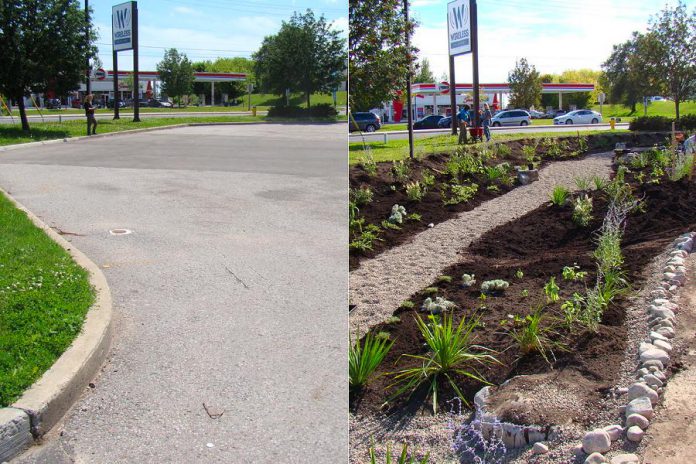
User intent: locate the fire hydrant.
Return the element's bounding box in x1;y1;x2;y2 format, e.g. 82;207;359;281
610;117;616;130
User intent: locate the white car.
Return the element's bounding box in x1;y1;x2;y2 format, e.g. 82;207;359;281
553;110;602;125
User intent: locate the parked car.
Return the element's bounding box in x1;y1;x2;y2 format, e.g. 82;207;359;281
148;99;173;108
527;109;545;119
490;109;531;127
106;99;127;109
437;116;452;128
553;109;602;125
44;98;62;109
413;114;444;130
349;112;381;132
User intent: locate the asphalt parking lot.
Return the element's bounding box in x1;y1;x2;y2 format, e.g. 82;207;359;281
1;123;347;463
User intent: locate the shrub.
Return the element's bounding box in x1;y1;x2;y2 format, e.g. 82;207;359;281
421;296;456;314
389;204;407;224
480;280;509;294
351;186;374;206
549;186;570;206
349;331;393;390
390;313;497;413
421;169;436;187
405;181;426;201
572;196;593;227
495;143;512;158
392;160;411;183
442;183;479;206
446;152;482;178
629;116;672;131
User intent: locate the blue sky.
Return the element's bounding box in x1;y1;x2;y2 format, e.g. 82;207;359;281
411;0;695;83
84;0;347;72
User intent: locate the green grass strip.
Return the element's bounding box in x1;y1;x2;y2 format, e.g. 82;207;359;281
0;192;95;406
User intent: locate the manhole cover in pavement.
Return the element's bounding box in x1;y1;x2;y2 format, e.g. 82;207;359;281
109;229;132;236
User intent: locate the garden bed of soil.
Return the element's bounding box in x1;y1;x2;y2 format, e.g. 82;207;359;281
351;171;696;430
350;132;669;271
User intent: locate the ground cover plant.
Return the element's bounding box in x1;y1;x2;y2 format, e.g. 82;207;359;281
0;193;94;406
349;131;668;270
351;148;696;426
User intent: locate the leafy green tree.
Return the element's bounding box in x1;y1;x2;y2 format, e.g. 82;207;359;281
349;0;418;111
643;1;696;119
507;58;542;109
254;10;346;108
156;48;194;107
414;58;435;83
0;0;97;131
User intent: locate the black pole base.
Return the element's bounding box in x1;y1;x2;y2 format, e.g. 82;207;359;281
132;117;141;122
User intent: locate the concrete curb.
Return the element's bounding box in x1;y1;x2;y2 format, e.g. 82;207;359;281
0;120;346;153
0;188;113;462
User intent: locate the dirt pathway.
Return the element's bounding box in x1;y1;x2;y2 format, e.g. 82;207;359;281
350;152;614;334
642;254;696;463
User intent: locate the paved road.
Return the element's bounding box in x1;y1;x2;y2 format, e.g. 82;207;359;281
349;123;630;142
1;124;347;463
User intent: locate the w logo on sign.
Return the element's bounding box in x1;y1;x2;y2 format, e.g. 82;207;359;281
114;7;131;29
449;3;469;30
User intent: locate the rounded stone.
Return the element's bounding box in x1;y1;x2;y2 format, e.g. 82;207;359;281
638;342;654;353
626;413;650;429
625;396;654;420
650;331;670;343
582;429;611;454
626;425;644;442
642;359;664;370
655;326;675;338
585;452;608;464
628;383;658;405
649;306;676;319
532;442;549;455
653;339;672;352
603;424;623;441
669;285;679;293
611;453;640;464
644;374;664;388
640;348;670;365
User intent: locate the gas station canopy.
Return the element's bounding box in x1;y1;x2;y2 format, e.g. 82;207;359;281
100;70;247;83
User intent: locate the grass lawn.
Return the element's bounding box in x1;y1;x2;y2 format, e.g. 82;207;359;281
0;114;345;147
9;91;348;116
592;100;696;118
0;193;94;407
349;129;629;164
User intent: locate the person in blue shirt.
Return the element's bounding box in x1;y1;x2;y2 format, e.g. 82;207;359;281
482;103;493;142
457;105;470;144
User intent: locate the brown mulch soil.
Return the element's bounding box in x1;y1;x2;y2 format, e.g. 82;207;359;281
351;169;696;427
350;132;669;270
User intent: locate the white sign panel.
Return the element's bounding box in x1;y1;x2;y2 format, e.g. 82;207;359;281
447;0;471;56
112;2;134;51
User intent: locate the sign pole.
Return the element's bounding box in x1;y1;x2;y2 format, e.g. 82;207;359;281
85;0;91;96
113;51;120;119
132;1;140;122
471;0;479;128
404;0;414;160
449;56;457;136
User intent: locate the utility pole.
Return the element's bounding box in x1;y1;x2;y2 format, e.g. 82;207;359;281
404;0;414;160
85;0;91;95
471;0;480;127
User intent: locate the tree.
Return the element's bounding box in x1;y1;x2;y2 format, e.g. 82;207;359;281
349;0;418;111
414;58;434;83
156;49;194;107
254;10;346;108
644;1;696;119
0;0;97;131
507;58;542;109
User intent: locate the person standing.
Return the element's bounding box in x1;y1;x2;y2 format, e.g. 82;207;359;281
482;103;493;142
457;104;470;144
83;94;97;136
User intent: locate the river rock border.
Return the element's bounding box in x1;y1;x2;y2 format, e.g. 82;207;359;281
471;232;694;464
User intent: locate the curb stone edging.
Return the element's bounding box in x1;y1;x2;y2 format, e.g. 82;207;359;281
0;188;113;462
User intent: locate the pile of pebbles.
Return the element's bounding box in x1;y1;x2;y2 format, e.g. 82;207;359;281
473;233;694;464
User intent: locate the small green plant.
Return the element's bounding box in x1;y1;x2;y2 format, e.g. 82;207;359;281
405;181;426;202
407;213;422;222
592;175;608;191
461;273;476;288
495;143;512;158
392;160;411;183
561;293;584;329
385;316;402;324
562;264;587;281
522;144;538;165
594;230;623;274
481;280;509;294
483;165;505;184
350;186;374;206
399;301;415;310
350;223;382;253
577;135;588;152
381;220;402;231
421;296;456;314
423;287;439;295
510;307;559;364
574;176;591;191
438;275;453;283
376;331;391;341
389;204;407;224
572;196;593;227
544;276;560;303
515;269;524;279
421;169;436;187
442;183;479;206
368;441;430;464
349;331;394;390
549;186;570;206
521;289;529;298
360;150;377;176
390;313;497;413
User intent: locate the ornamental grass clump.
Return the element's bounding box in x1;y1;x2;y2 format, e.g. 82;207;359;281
349;331;393;391
368;441;430;464
510;308;560;365
390;313;497;413
549;186;570;206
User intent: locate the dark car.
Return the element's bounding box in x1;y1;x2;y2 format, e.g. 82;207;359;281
106;99;127;109
349;112;381;132
437;116;452;128
45;98;62;109
413;114;444;130
148;99;173;108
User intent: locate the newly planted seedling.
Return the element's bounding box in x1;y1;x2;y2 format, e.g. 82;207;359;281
349;331;394;390
544;276;560;303
481;280;509;295
549;186;570;206
421;296;456;314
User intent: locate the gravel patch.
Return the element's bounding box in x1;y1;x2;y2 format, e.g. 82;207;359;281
350;152;614;335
